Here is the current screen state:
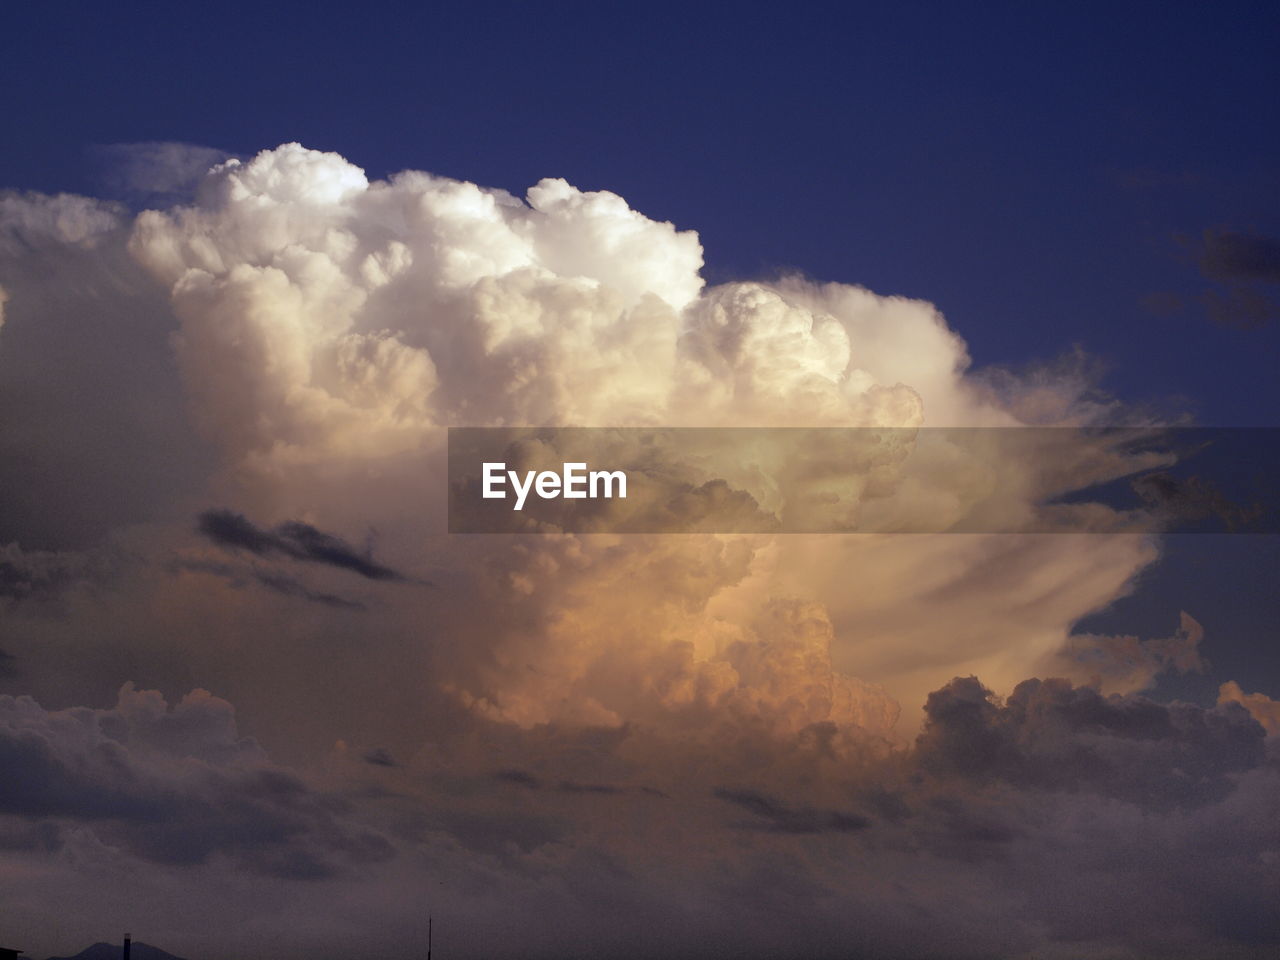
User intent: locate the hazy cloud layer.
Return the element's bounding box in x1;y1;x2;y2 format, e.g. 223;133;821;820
90;141;236;205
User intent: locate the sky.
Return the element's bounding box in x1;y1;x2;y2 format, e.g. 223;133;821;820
1;3;1278;959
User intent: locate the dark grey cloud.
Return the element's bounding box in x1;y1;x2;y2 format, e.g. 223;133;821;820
430;805;569;858
714;788;871;834
2;670;1279;959
558;780;622;795
1131;471;1266;532
197;509;408;582
916;675;1266;810
170;557;365;610
0;815;60;853
494;768;542;788
0;687;394;879
1199;230;1280;284
252;570;366;610
494;769;655;798
1149;230;1280;329
1200;285;1280;330
362;748;399;768
1165;228;1280;329
0;545;86;602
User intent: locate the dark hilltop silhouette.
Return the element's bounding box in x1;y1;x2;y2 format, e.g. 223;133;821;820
44;944;185;960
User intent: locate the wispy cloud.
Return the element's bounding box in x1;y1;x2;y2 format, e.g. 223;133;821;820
197;509;407;582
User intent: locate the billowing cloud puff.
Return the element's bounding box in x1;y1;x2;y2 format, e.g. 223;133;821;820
127;144;708;456
120;143;1011;465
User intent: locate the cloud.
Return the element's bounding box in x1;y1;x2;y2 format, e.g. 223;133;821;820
361;747;399;768
251;568;367;608
0;543;87;602
0;191;123;255
1219;681;1280;735
196;509;407;582
916;674;1265;809
167;557;367;610
1200;284;1280;330
1131;470;1266;531
714;787;871;834
1168;228;1280;329
0;684;393;878
90;141;236;204
1199;229;1280;284
557;779;622;795
3;142;1275;958
1040;610;1207;695
494;768;541;788
0;192;213;549
327;670;1278;957
1;143;1177;748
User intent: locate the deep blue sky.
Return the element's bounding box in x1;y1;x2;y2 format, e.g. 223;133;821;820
3;2;1277;695
4;1;1278;424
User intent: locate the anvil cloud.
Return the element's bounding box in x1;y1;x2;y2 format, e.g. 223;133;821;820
0;144;1276;959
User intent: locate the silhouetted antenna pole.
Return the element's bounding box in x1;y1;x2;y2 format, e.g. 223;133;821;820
427;916;432;960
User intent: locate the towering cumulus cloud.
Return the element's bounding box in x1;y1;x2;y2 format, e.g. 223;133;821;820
0;144;1274;958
